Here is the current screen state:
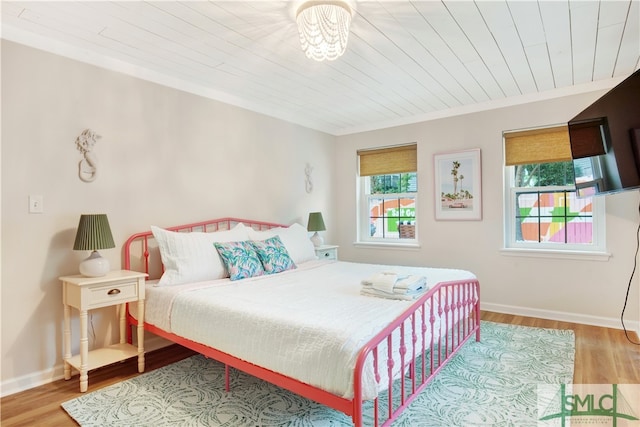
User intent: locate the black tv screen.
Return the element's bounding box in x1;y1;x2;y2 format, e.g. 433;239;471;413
568;68;640;197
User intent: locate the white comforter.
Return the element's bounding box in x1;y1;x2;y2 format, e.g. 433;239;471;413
140;260;476;399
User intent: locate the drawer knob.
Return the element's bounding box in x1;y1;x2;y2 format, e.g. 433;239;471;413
324;252;330;257
107;288;121;295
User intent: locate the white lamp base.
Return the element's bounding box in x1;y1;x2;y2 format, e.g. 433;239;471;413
310;232;324;247
79;251;110;277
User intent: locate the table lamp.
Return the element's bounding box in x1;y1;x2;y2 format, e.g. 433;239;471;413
73;214;115;277
307;212;326;247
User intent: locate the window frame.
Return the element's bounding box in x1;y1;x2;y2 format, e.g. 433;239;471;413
503;164;607;256
357;174;418;245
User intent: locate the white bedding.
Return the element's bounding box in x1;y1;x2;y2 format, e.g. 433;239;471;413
136;260;476;399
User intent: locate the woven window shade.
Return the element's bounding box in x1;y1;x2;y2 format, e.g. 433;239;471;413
358;144;417;176
504;126;572;166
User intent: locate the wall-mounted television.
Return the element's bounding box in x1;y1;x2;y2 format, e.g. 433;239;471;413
568;68;640;197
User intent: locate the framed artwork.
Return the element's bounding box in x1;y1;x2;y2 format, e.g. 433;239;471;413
434;148;482;220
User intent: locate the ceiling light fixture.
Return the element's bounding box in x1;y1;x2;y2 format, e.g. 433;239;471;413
296;1;352;61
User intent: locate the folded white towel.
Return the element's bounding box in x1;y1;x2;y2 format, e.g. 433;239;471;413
361;274;426;293
367;272;398;293
394;275;426;292
361;271;400;282
360;286;427;301
360;273;428;301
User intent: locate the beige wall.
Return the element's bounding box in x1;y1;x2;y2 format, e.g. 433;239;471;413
2;39;639;396
334;93;639;332
1;40;335;394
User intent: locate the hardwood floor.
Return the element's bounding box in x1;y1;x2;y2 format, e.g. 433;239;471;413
2;311;639;426
1;344;197;427
481;311;640;384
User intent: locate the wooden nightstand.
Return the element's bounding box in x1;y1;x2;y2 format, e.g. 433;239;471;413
60;270;146;392
314;244;339;261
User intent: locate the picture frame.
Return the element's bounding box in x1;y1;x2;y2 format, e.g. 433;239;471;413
434;148;482;220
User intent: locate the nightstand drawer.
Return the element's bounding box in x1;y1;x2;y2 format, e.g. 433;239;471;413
317;249;336;260
314;245;338;261
88;281;138;308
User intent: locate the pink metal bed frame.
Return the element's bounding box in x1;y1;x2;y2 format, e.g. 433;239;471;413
124;217;481;426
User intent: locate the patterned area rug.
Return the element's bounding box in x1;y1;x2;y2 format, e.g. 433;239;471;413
62;321;574;426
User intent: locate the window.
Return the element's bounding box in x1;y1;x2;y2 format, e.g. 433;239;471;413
503;126;605;254
357;144;418;243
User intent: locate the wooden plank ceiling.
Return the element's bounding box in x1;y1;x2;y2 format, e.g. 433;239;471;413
2;1;639;135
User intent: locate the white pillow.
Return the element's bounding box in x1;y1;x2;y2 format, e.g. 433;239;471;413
247;223;317;264
151;223;249;286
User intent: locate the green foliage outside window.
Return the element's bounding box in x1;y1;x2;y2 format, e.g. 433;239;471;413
514;161;576;187
370;173;417;194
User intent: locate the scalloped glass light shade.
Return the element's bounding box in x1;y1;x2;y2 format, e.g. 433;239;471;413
296;1;352;61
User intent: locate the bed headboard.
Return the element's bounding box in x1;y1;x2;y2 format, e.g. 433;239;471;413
123;217;286;280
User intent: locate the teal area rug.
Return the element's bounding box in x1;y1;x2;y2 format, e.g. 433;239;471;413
62;322;574;426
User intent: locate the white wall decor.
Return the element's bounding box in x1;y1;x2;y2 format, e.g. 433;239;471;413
305;162;314;193
75;128;101;182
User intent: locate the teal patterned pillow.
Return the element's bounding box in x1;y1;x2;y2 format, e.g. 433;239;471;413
213;241;265;281
251;236;297;274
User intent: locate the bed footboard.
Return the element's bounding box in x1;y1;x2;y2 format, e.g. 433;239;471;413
352;278;480;426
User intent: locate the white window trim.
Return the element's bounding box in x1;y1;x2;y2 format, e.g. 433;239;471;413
499;247;611;261
357;177;418;244
353;241;421;249
502;166;609;259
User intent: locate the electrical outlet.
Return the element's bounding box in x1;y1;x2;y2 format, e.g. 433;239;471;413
29;195;43;213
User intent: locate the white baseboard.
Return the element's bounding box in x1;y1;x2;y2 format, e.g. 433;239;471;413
0;336;171;398
482;302;640;337
0;364;65;399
